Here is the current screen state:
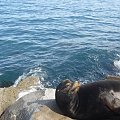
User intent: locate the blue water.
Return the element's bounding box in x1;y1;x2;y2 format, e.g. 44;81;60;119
0;0;120;87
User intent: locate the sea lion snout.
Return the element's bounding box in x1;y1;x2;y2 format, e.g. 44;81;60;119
57;80;80;95
71;81;80;93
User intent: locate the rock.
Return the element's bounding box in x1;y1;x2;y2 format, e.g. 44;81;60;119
0;89;73;120
105;75;120;80
32;106;72;120
0;76;40;116
0;76;73;120
0;86;18;116
17;76;40;91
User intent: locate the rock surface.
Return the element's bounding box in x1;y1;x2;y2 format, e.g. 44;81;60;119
0;76;40;116
0;90;72;120
1;75;120;120
0;76;73;120
105;75;120;80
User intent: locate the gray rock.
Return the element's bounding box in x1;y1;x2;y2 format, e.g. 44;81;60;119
0;90;73;120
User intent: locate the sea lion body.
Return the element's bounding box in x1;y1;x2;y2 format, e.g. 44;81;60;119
55;80;120;120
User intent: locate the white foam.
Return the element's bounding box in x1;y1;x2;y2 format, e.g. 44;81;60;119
0;73;3;76
13;73;26;87
13;67;46;87
118;73;120;76
116;54;120;57
14;66;55;101
114;60;120;70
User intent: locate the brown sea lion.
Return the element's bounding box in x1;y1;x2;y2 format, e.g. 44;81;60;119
55;79;120;120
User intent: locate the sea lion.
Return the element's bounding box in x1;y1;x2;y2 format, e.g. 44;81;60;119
55;79;120;120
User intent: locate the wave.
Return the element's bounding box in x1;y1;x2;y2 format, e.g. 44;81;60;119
13;66;46;87
0;73;3;76
14;66;56;101
114;60;120;70
113;54;120;75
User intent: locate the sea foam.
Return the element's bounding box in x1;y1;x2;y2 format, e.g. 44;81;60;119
13;67;46;87
14;67;55;101
114;60;120;70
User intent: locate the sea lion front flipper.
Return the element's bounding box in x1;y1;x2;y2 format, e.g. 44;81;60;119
99;91;120;114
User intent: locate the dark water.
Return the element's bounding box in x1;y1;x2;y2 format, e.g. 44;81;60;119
0;0;120;87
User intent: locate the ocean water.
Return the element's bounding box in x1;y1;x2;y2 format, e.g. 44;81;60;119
0;0;120;87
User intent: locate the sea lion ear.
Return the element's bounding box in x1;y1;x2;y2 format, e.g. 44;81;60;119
105;75;120;81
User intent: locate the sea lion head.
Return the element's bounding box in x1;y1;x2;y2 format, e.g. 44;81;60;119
55;80;80;115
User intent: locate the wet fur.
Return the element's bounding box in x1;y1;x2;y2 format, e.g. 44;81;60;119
56;80;120;120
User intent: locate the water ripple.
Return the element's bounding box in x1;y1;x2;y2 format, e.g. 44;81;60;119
0;0;120;87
